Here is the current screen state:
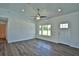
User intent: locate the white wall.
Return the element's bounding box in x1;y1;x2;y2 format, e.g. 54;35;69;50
35;11;79;48
0;8;35;43
8;19;35;43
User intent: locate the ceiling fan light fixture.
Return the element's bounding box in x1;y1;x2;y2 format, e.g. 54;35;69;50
36;16;40;20
31;8;47;21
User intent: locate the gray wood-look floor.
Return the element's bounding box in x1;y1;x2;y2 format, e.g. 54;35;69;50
1;39;79;56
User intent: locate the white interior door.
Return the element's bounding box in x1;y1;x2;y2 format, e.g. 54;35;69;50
58;29;71;44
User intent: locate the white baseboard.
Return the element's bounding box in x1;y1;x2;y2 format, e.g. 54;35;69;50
8;37;34;43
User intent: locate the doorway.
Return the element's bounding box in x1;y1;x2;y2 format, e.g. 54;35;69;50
58;22;71;45
0;17;8;55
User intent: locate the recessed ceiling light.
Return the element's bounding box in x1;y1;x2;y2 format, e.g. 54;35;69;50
58;8;62;12
21;9;25;12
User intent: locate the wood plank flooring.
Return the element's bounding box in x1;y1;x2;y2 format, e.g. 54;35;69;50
1;39;79;56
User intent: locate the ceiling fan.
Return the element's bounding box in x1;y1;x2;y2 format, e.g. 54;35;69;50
31;8;47;21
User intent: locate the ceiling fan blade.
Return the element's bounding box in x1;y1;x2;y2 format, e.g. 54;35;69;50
31;16;37;17
40;16;47;18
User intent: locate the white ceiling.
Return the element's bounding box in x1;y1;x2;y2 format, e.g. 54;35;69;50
0;3;79;20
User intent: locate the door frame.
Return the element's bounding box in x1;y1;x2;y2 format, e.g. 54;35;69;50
0;17;8;42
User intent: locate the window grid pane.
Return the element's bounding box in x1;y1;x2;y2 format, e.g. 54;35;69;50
39;25;51;36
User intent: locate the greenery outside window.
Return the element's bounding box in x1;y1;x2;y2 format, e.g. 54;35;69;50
39;25;51;36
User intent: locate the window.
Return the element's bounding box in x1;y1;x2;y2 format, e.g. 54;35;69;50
60;23;68;28
39;25;51;36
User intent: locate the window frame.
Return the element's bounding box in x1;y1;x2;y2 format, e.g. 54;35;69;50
39;24;51;36
60;23;69;29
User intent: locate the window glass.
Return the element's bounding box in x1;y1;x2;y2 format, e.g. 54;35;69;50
60;23;68;28
39;25;51;36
